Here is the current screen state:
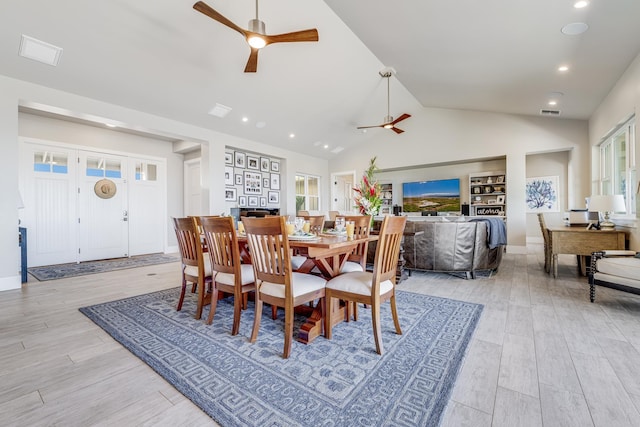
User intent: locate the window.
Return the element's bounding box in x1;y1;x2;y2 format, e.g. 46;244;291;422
86;156;122;178
598;117;636;215
135;162;157;181
295;174;320;212
33;151;68;174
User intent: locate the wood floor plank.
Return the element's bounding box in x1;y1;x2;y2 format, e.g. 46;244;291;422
440;400;492;427
491;386;542;427
539;383;594;427
498;333;539;398
535;331;582;394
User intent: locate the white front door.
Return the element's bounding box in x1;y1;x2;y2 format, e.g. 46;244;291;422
20;143;79;266
184;158;202;216
78;151;129;261
128;158;165;256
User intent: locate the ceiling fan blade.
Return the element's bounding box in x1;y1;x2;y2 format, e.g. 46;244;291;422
244;47;259;73
193;1;247;37
391;126;404;134
266;29;319;44
391;113;411;125
356;124;383;130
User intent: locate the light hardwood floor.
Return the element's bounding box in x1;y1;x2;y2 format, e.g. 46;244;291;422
2;243;640;426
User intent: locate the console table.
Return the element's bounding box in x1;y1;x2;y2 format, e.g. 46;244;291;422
547;226;627;278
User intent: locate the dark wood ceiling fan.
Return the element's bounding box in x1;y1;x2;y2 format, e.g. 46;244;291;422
193;0;319;73
357;69;411;134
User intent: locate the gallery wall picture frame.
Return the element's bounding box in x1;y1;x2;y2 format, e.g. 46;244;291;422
263;177;269;189
260;197;267;207
270;173;280;190
244;171;262;195
225;187;237;201
224;166;233;185
526;175;559;212
239;196;247;207
260;157;270;172
224;152;233;165
235;174;243;186
234;152;246;169
248;196;258;207
268;191;279;204
247;156;259;170
271;160;280;172
496;195;505;204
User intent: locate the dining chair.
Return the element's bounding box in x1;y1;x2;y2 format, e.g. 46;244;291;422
537;213;551;273
242;216;327;359
302;215;325;234
200;216;255;335
172;217;213;320
324;215;407;355
328;210;340;221
298;210;310;217
340;215;372;273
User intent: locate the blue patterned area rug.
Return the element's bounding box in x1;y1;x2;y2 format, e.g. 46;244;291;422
28;253;180;281
80;288;483;426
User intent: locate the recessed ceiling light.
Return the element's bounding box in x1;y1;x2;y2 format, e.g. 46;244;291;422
19;35;63;66
242;117;248;122
289;133;295;138
208;103;232;118
574;1;589;8
323;144;329;149
561;22;589;35
548;101;558;106
558;65;569;72
256;121;266;128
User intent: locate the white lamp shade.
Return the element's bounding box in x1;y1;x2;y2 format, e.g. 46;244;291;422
588;194;626;213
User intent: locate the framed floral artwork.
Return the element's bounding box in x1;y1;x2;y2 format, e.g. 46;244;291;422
526;175;559;212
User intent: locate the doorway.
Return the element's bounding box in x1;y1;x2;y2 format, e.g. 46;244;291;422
331;171;357;213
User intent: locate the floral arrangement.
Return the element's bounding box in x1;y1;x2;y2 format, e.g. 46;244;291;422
353;157;382;217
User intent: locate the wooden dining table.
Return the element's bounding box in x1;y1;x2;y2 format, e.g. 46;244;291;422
237;233;378;344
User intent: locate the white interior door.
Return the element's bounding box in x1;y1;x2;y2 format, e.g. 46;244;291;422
78;151;129;261
20;143;78;267
128;158;165;255
184;158;202;216
331;172;356;212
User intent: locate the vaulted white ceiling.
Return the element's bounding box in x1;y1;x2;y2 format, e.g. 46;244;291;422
2;0;639;158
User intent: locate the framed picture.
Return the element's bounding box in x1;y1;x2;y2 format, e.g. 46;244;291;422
244;171;262;195
239;196;247;207
260;157;270;172
270;173;280;190
234;151;246;169
526;175;559;212
271;160;280;172
224;152;233;165
235;174;243;186
263;177;270;189
496;195;505;204
260;197;267;207
225;187;237;201
268;191;279;204
248;196;258;207
496;175;505;184
487;199;497;205
224;166;233;185
247;156;259;170
473;187;481;194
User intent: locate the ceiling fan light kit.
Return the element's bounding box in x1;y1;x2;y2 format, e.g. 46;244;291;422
357;68;411;134
193;1;319;72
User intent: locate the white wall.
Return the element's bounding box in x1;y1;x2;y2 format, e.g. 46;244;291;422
526;151;570;236
330;108;589;251
0;75;327;290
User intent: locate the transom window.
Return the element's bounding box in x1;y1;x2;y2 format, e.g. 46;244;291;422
86;156;122;178
33;151;68;174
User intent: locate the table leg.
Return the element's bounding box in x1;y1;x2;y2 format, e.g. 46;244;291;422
553;254;558;278
298;298;347;344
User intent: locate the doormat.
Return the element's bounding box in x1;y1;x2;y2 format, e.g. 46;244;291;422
80;288;483;426
28;253;180;281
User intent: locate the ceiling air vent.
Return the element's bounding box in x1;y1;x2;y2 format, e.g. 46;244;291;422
540;109;561;116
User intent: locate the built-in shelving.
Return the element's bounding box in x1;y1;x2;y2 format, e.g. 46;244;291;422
469;171;506;216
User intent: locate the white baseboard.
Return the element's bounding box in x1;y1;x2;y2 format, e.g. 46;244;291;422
0;274;21;292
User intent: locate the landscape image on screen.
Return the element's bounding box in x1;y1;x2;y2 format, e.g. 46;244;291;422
402;179;461;213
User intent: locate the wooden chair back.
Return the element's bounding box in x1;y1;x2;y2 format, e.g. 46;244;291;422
537;213;551;273
173;217;203;279
342;215;372;268
200;216;239;276
298;210;310;217
302;215;325;234
372;216;407;287
242;216;292;288
328;210;340;221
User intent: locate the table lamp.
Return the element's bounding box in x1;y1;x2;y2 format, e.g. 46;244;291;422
588;194;626;229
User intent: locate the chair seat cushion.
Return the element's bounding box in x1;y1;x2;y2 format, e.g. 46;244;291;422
260;272;326;299
340;261;364;273
215;264;255;286
326;271;393;296
596;257;640;282
184;256;213;277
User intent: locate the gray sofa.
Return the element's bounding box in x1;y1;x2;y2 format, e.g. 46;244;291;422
400;219;504;279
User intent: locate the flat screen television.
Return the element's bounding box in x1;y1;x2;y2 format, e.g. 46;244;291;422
402;178;461;214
